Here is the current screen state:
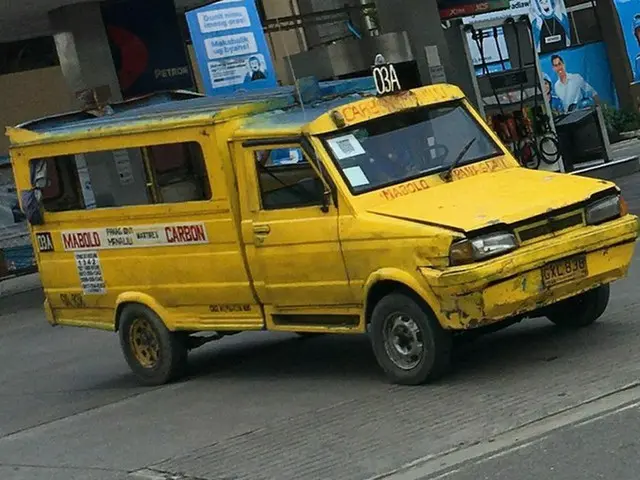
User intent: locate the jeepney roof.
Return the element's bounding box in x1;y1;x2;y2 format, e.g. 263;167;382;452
6;78;378;147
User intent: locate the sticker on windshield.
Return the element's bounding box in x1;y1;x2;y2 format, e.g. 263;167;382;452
327;134;366;160
343;166;370;187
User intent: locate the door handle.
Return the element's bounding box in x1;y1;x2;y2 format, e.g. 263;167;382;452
253;224;271;235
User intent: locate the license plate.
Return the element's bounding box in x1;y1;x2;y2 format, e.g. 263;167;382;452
541;254;588;288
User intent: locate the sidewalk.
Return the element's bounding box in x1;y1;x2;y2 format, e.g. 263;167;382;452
611;137;640;160
572;138;640;180
0;273;41;298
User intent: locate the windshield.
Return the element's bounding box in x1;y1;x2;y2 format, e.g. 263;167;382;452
322;102;502;194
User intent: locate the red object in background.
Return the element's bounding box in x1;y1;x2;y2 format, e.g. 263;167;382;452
41;159;62;200
149;144;187;173
106;25;149;92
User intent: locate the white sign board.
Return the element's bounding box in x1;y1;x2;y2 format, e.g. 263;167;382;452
75;251;106;295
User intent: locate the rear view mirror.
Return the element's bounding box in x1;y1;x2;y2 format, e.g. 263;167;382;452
20;189;45;226
321;189;331;213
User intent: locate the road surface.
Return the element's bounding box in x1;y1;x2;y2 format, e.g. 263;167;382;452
1;174;640;480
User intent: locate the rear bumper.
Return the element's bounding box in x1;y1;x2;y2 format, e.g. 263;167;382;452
43;297;57;326
421;215;638;329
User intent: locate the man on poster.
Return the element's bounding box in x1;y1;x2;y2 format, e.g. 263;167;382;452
551;54;599;112
245;55;267;82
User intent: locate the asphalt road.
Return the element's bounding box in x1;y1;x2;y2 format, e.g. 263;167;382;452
1;173;640;480
403;395;640;480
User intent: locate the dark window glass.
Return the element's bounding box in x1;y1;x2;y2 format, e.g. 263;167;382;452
255;147;325;210
32;141;211;213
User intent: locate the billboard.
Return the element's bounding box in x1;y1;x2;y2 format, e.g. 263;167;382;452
102;0;194;99
186;0;277;96
463;0;530;22
438;0;510;20
613;0;640;83
539;42;618;114
529;0;571;53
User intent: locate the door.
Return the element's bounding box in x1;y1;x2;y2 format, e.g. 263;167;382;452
238;141;353;310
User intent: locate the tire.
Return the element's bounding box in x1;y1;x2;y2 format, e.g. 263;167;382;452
538;135;560;165
118;304;188;386
369;292;452;385
546;284;610;329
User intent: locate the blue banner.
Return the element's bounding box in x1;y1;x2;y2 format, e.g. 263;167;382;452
539;42;618;114
613;0;640;83
186;0;277;96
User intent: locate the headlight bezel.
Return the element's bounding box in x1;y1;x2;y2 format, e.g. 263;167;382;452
449;231;518;266
585;194;623;226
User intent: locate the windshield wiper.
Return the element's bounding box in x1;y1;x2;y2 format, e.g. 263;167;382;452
440;137;477;182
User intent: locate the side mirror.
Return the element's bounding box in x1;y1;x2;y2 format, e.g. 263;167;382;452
20;189;45;226
321;189;331;213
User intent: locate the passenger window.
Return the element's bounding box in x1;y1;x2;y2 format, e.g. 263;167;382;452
32;141;211;213
254;147;325;210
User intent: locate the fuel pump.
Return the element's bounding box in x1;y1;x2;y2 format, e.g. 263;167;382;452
462;14;564;172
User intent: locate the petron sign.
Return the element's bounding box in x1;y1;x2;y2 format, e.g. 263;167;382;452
101;0;194;99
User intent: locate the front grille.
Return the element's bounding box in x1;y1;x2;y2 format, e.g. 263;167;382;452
516;211;584;243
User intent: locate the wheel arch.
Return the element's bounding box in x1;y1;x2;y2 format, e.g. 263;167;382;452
114;292;174;332
364;268;442;326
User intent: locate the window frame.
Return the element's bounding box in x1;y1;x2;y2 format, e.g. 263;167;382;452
319;100;503;197
244;138;333;212
25;132;219;221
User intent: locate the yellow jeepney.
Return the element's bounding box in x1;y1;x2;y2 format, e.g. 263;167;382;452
7;75;638;386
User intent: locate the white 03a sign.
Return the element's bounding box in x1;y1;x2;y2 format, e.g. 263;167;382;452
372;64;402;95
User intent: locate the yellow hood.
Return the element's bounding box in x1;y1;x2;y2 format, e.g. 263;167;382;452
367;168;616;233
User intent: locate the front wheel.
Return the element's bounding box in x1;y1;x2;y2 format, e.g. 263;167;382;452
370;292;452;385
119;304;188;386
546;284;610;328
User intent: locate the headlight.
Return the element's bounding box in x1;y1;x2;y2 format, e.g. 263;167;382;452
586;195;624;225
449;232;518;266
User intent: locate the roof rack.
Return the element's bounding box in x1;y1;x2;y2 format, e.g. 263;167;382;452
10;76;376;137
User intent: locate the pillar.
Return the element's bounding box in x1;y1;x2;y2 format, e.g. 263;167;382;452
48;2;122;107
373;0;480;107
594;0;636;110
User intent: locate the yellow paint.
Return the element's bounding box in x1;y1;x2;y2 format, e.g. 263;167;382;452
7;83;638;342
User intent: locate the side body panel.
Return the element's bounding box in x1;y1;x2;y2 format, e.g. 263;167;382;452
230;138;358;332
11;125;263;331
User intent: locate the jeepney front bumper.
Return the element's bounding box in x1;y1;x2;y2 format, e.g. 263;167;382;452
420;214;639;330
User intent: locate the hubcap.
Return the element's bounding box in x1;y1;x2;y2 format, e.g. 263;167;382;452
130;318;160;369
382;313;424;370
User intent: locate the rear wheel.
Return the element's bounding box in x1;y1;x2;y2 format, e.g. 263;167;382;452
546;285;610;328
370;292;452;385
119;304;188;386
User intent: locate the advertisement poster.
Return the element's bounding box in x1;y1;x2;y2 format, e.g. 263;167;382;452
539;42;618;114
613;0;640;83
529;0;571;53
186;0;277;96
102;0;194;99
